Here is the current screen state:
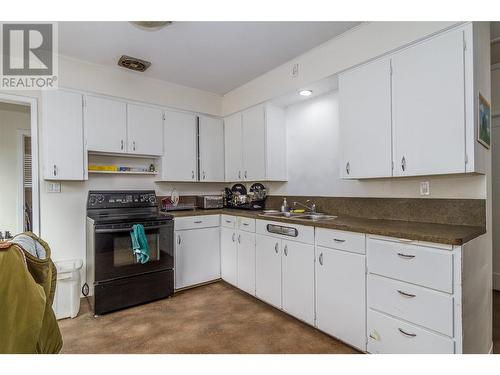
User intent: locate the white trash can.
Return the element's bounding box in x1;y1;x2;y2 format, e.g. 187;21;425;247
53;259;83;320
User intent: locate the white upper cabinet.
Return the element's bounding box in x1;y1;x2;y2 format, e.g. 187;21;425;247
339;58;392;179
162;110;198;181
84;95;127;153
392;29;466;177
127;104;163;156
224;112;243;181
339;24;484;180
224;103;287;182
43;90;86;180
199;116;225;182
242;104;266;181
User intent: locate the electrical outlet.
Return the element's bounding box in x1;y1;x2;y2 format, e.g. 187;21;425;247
46;182;61;193
292;63;299;78
420;181;430;196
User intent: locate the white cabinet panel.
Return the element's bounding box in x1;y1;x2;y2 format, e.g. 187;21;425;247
85;95;127;153
221;227;238;286
175;227;220;289
127;104;163;156
282;240;315;325
242;104;266;181
44;90;85;180
255;234;282;308
224;113;243;181
315;246;366;351
199;116;224;182
339;58;392;178
163;111;197;181
392;29;466;176
367;309;454;354
237;231;256;295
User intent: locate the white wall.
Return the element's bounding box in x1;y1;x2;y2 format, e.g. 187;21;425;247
222;22;460;116
0;103;30;234
268;91;486;199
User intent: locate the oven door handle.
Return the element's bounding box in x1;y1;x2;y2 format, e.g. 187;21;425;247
95;225;166;234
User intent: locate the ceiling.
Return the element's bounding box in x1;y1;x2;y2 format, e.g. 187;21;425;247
59;22;361;95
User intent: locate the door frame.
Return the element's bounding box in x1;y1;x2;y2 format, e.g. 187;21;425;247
17;129;31;232
0;92;40;235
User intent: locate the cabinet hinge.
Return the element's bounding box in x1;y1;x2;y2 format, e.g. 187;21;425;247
82;97;86;108
465;154;468;164
162;113;165;121
391;161;394;170
389;60;393;76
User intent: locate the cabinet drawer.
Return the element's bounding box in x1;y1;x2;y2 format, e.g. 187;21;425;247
315;228;365;254
367;309;454;354
368;274;454;337
221;215;236;229
367;238;453;293
174;215;220;230
237;217;256;232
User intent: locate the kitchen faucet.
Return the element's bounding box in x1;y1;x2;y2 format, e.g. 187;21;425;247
293;200;317;213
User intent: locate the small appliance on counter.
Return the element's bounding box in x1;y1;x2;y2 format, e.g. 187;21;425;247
224;183;267;210
196;195;224;209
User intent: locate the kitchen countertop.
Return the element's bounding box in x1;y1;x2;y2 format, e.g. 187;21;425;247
161;208;486;246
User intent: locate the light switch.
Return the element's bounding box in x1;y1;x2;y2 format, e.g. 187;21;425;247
46;182;61;193
420;181;430;196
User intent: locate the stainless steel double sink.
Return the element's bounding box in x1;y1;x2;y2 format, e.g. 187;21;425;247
258;211;337;222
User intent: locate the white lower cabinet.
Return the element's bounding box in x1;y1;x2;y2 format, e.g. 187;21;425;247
174;224;220;289
282;240;315;325
237;231;256;295
221;227;238;286
220;216;256;295
367;309;454;354
255;234;282;308
315;245;366;351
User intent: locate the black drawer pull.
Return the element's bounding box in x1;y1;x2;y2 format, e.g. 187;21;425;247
397;252;415;259
397;290;416;298
398;328;417;338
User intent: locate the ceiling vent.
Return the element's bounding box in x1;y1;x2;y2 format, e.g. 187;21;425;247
117;55;151;72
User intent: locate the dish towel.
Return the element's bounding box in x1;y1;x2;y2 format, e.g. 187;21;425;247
130;224;150;264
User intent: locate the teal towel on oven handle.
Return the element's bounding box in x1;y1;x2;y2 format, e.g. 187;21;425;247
130;224;150;264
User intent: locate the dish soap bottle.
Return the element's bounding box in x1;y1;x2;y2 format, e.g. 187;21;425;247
280;197;289;212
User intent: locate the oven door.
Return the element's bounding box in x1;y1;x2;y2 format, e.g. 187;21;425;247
93;221;174;283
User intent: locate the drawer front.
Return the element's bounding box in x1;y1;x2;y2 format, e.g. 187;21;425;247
367;309;454;354
221;215;236;229
174;215;220;230
315;228;365;254
368;274;454;337
237;217;256;233
256;219;314;244
367;238;453;293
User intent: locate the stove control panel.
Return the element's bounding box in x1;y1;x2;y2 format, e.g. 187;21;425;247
87;191;157;208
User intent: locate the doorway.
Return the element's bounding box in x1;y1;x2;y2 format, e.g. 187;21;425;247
0;93;39;237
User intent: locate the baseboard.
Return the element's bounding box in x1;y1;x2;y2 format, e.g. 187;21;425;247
493;272;500;291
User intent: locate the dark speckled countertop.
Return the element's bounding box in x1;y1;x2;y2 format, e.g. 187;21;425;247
161;208;485;246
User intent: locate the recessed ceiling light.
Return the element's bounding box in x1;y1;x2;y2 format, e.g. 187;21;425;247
299;90;313;97
130;21;172;31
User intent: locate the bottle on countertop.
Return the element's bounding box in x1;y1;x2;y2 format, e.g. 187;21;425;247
280;197;289;213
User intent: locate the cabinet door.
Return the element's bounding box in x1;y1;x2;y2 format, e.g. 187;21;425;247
44;90;85;180
199;116;224;182
281;240;315;324
315;246;366;351
255;234;281;308
339;58;392;178
242;105;266;181
224;113;243;181
163;111;197;181
175;227;221;289
392;29;465;177
84;95;127;153
221;227;238;286
237;231;256;295
127;104;163;156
